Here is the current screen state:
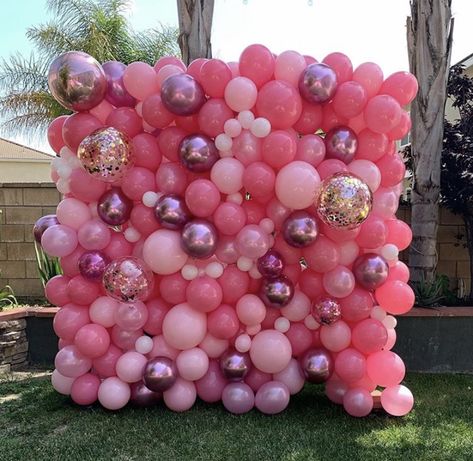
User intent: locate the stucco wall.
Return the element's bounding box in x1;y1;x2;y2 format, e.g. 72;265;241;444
0;161;52;183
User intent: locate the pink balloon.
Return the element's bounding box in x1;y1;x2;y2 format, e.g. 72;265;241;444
250;329;292;374
143;299;169;335
274;50;306;87
364;95;402;134
273;358;305;394
105;233;133;260
98;377;130;410
332;81;367;119
375;280;415;315
89;99;114;123
47;115;67;154
201;59;232;98
377;153;406;188
89;296;118;328
54;303;90;341
162;303;207;350
372;187;398;219
233;130;263;166
219;265;250;304
356;214;387;249
294;101;323;135
325;377;348;404
198;99;234;138
323;265;355;298
381;384;414;416
121;167;156;201
111;325;143;350
185;179;221;217
60;246;84;278
235;224;270;259
323;52;353;83
123;61;159;100
156;162;188;195
275;161;320;209
339;287;373;322
71;373;100;405
242;161;275;199
51;369;75;395
74;323;110;358
156;64;184;88
106;107;142;138
236;294;266;326
207;304;239;339
163;377;196;412
57;198;92;230
158;127;187;162
380;71;418;106
239;44;275;88
295;134;325;167
285;323;313;357
69;168;107;203
348;160;381;193
366;350;406;387
352;319;388;354
154;56;186;73
116;351;148;383
67;275;100;305
45;275;71;306
142;93;175;128
78;219;111;250
41;225;78;257
186;276;223;313
195;359;227;402
356;129;389;162
335;348;366;383
199;333;229;359
149;334;179;360
352;62;384;98
143;229;188;275
317;159;348;179
224;76;258;112
320;320;351;352
387;110;411;141
213;202;246;236
92;344;122;377
256;80;302;129
298;269;325;300
62;113;102;151
115;300;149;331
321;102;348;133
130;204;160;236
133;133;162;171
159;273;188;305
343;387;373;417
176;347;209;381
386;261;410;283
262;130;297;169
55;345;92;378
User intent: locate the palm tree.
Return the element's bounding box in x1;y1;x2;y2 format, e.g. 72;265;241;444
406;0;454;284
0;0;179;138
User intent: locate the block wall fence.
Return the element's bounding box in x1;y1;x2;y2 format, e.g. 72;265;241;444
0;182;470;298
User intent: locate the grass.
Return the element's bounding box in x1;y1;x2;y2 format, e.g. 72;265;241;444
0;372;472;461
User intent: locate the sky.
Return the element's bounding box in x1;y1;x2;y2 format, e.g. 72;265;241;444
1;0;472;151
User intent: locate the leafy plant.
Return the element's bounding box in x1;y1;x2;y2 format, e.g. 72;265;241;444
410;274;458;307
34;242;62;287
0;285;18;311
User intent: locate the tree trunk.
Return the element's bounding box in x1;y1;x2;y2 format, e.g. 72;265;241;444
176;0;215;65
462;208;473;300
406;0;454;283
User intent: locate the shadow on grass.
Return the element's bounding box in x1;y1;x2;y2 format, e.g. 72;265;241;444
0;373;472;461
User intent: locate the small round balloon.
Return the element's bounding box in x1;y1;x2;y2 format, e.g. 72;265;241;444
260;275;295;308
48;51;107;111
155;194;192;230
300;348;334;383
78;127;134;183
311;297;341;325
181;219;218;259
353;253;389;291
161;73;206;116
220;349;251;381
178;134;219;173
143;357;177;392
299;63;338;103
325;126;358;164
316;172;372;229
97;187;133;226
33;214;59;243
282;211;318;248
102;256;153;302
78;250;110;281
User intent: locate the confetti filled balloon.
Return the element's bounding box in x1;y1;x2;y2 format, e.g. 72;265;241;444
78;127;134;183
48;51;107;111
316;172;372;229
46;44;416;417
102;256;153;302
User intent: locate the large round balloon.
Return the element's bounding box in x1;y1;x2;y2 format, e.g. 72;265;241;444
48;51;106;111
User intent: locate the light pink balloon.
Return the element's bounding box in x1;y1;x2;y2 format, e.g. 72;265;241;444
89;296;118;328
41;225;78;258
325;377;349;404
210;158;245;195
348;160;381;193
280;290;311;322
111;325;143;351
274;50;306;87
77;219;111;250
55;345;92;378
123;61;159;100
320;320;351;352
353;62;384;98
163;377;196;412
51;369;75;395
235;224;270;259
334;348;367;383
224;76;258;112
149;334;179;360
98;377;131;410
143;229;188;275
233;130;262;166
323;265;355;298
162;303;207;350
199;333;229;358
343;387;373;417
57;198;92;230
273;358;305;394
381;384;414;416
115;300;149;331
116;351;148;383
236;294;266;326
275;161;320;209
195;359;227;402
176;347;209;381
250;329;292;374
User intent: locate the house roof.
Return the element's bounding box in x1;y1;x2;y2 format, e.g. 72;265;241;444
0;137;54;162
454;53;473;69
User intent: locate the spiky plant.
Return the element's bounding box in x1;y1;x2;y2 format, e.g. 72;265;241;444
0;0;179;139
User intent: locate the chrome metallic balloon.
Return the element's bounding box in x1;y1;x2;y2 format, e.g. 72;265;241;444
97;187;133;226
130;381;161;407
161;73;206;116
102;61;136;107
143;357;177;392
78;127;134;183
260;275;295;308
300;348;334;384
154;194;192;230
353;253;389;291
178;134;219;173
33;214;59;243
298;63;338;104
181;219;218;259
78;250;110;281
282;211;318;248
257;249;284;278
220;349;251;381
311;297;341;325
316;172;372;230
48;51;107;111
325;126;358;164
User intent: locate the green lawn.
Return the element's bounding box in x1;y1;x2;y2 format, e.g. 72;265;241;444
0;372;472;461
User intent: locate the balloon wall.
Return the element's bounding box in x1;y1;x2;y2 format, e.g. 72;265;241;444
40;45;417;417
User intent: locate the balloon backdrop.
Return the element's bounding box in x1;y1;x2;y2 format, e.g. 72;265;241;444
44;46;417;417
